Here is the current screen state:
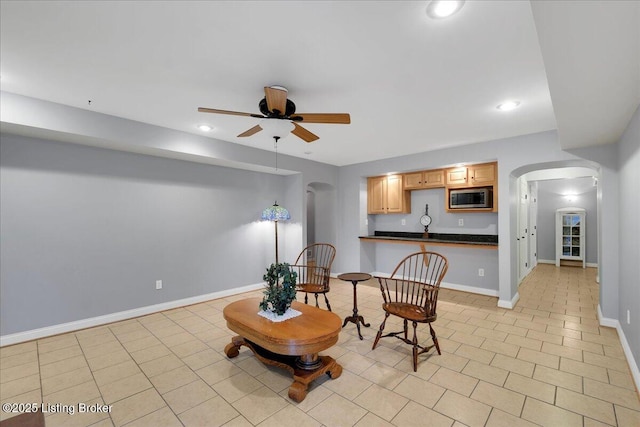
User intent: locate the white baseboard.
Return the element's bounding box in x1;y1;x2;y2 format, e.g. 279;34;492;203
598;304;640;393
498;292;520;310
369;272;498;297
0;283;265;347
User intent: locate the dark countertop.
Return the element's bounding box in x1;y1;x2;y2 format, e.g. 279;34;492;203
359;231;498;246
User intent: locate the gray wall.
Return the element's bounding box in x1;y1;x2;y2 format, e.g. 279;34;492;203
0;134;290;335
617;105;640;367
535;177;598;264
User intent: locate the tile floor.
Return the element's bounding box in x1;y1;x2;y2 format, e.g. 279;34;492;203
1;264;639;426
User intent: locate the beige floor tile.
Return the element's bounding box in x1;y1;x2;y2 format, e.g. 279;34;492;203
211;371;264;403
454;344;495;364
556;387;616;425
0;361;39;384
504;372;556;404
130;344;172;365
583;378;640;411
121;335;162;353
149;365;199;395
37;335;78;354
43;380;101;406
490;353;535;377
0;374;40;401
38;345;83;366
138;353;183;378
336;350;376;375
533;365;582;392
615;405;640;427
607;368;637;390
429;366;478;397
109;388;165;427
392;400;453;427
159;331;196;348
393;374;445;408
307;393;368;427
471;381;525;417
560;357;609;382
505;335;543;351
462;360;509;386
486;408;539;427
92;360;141;387
0;342;37;359
353;384;409;421
181;348;224;370
124;406;183;427
99;372;152;404
196;359;243;386
259;405;322;427
322;369;372;400
434;390;492;427
231;386;288;425
359;361;407;390
168;339;209;358
41;366;93;395
517;347;560;369
522;397;583;427
162;379;217;415
0;350;38;370
353;412;395;427
86;349;132;372
424;350;469;372
583;351;631;373
39;355;87;380
254;368;293;394
81;341;124;360
234;356;269;377
480;338;520;358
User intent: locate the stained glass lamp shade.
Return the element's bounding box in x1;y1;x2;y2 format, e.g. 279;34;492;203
261;202;290;264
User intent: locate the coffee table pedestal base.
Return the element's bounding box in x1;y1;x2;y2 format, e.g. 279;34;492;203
224;335;342;402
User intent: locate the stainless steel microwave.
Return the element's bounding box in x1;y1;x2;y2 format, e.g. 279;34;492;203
449;187;493;209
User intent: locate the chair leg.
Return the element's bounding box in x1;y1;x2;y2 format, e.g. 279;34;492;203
412;321;419;372
403;319;408;341
429;323;441;355
372;312;389;350
323;294;332;312
314;293;320;308
304;293;309;305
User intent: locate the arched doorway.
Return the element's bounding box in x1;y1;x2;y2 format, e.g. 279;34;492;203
306;182;337;247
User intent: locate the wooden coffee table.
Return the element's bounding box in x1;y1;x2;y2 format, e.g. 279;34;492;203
223;298;343;402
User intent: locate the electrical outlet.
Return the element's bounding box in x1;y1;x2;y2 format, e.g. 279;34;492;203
627;309;631;325
156;280;162;290
478;268;484;277
458;218;464;226
401;219;406;226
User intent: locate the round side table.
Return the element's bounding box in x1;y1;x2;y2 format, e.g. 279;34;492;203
337;272;372;340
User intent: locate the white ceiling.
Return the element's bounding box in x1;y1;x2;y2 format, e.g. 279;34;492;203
1;1;638;167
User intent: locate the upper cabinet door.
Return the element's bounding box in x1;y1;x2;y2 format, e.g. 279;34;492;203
403;172;424;189
423;169;444;188
469;163;496;186
446;167;468;186
385;175;405;213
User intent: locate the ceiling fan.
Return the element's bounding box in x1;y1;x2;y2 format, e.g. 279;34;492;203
198;86;350;143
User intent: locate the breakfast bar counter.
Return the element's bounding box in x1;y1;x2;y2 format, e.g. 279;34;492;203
360;231;498;250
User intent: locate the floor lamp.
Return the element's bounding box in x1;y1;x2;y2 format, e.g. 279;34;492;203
261;201;290;264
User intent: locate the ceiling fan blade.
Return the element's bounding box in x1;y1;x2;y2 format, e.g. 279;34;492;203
291;113;351;124
264;86;288;115
198;107;263;118
292;123;319;143
237;125;263;137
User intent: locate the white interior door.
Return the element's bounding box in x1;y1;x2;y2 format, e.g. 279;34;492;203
518;178;530;282
529;183;538;269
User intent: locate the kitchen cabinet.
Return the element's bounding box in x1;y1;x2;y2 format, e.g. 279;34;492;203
555;208;586;268
403;169;444;189
445;162;496;187
367;175;410;214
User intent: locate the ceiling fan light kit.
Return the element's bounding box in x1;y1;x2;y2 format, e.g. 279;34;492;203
198;86;350;143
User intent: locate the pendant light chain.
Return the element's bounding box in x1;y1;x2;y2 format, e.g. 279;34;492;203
273;136;280;171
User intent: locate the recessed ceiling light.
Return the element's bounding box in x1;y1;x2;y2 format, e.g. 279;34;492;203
426;1;465;19
496;101;521;111
198;124;213;132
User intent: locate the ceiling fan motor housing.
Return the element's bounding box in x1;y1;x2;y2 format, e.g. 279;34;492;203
259;98;297;118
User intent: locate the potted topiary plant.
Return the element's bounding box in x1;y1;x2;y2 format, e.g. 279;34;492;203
259;262;298;316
